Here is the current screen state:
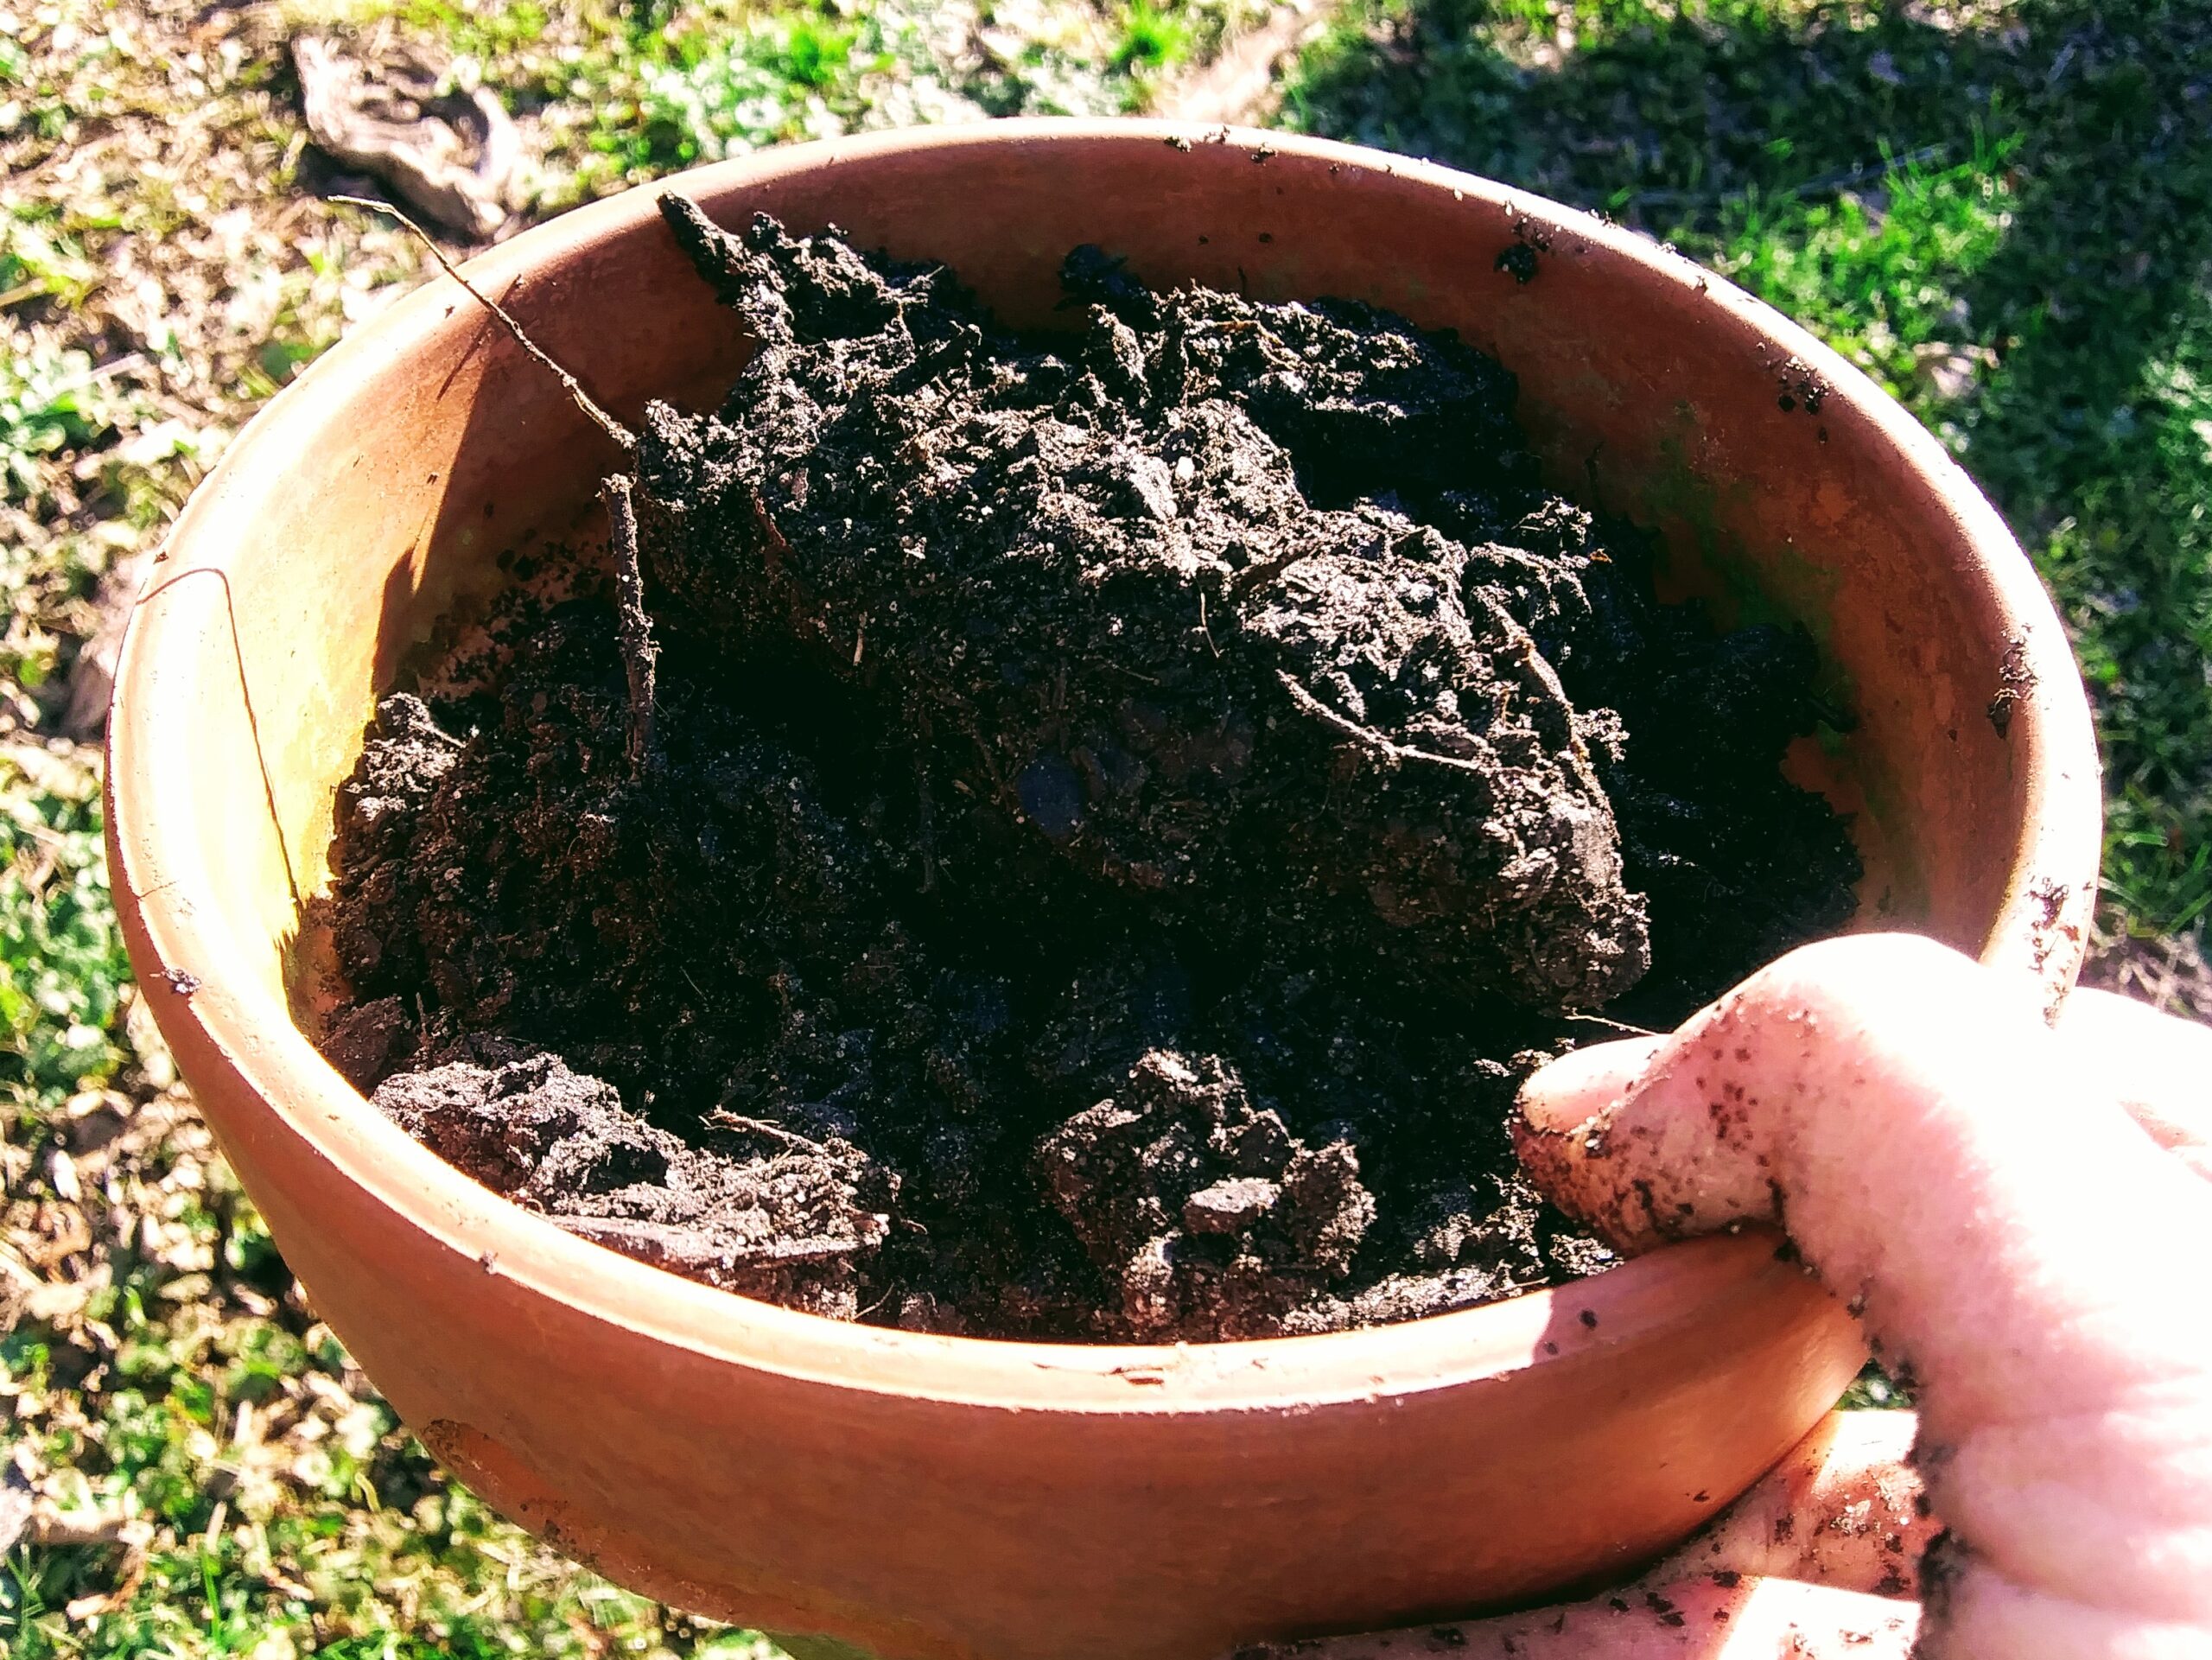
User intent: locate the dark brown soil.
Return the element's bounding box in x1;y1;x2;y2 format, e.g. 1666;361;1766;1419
312;201;1859;1342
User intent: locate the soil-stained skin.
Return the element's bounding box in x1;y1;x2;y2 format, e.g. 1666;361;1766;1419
313;205;1859;1342
1512;937;2212;1660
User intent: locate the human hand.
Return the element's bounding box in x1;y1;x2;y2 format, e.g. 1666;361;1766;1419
1240;933;2212;1658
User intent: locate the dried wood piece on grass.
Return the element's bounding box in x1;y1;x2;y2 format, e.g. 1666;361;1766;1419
295;34;519;240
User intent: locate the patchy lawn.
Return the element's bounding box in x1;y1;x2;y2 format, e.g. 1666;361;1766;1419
3;0;2208;1654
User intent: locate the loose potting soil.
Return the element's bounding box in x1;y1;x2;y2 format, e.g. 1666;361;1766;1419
313;199;1860;1341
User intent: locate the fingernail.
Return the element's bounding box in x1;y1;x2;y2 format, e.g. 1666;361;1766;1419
1518;1035;1666;1134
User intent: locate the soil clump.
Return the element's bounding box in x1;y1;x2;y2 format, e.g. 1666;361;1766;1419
313;200;1859;1341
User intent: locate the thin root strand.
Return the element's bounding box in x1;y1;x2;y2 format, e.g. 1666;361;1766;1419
334;194;636;455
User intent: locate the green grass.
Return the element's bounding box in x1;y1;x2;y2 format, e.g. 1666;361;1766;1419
0;752;129;1116
310;0;1256;205
0;344;124;507
1;211;100;312
1113;2;1195;73
1280;0;2212;948
611;5;938;171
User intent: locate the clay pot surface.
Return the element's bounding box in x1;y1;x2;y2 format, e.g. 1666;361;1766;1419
108;121;2101;1660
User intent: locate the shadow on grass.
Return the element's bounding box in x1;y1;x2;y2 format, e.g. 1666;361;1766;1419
1279;0;2212;944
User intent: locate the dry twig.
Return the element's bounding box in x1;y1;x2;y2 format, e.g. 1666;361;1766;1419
331;194;634;455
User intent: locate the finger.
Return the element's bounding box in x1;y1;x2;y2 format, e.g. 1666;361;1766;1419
2056;987;2212;1182
1226;1579;1917;1658
1220;1415;1926;1660
1654;1411;1933;1596
1518;1034;1666;1135
1514;932;2212;1655
1536;989;2212;1177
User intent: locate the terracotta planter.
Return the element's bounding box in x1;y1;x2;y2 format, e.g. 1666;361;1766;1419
107;122;2100;1660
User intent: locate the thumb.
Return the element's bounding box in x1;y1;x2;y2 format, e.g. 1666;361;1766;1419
1518;1034;1664;1136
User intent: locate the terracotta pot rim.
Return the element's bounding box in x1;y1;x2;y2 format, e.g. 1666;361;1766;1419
108;118;2097;1415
